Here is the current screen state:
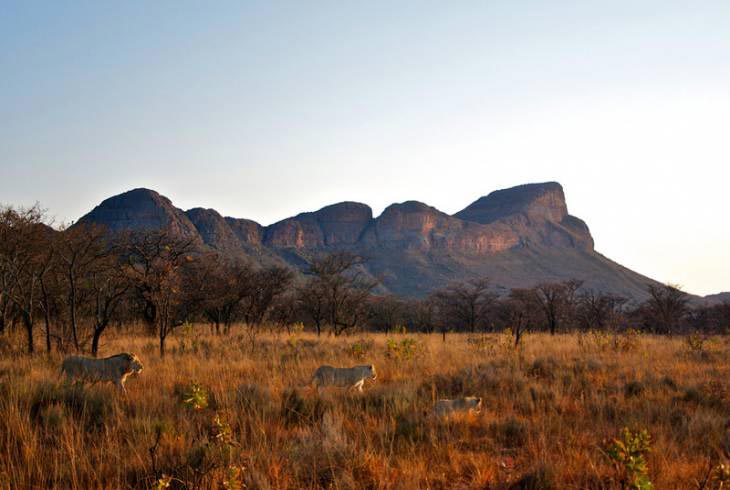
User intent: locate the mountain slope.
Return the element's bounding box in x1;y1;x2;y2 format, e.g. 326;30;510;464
75;183;661;300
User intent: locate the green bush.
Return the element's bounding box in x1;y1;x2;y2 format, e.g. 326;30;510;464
348;339;374;360
176;382;209;411
385;337;423;361
606;427;653;490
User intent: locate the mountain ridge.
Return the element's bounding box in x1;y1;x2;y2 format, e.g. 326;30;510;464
76;182;661;300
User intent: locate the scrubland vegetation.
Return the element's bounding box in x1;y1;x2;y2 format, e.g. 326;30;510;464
3;204;730;489
2;328;730;489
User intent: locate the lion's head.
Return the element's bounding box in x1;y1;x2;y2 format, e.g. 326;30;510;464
124;353;144;375
366;364;377;381
465;396;482;412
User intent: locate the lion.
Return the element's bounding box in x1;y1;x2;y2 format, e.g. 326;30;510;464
433;396;483;417
308;364;377;393
61;353;144;393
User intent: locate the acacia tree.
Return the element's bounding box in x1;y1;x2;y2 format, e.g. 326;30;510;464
0;227;14;336
576;289;627;331
0;205;53;354
303;252;377;336
239;266;294;326
498;288;541;347
534;279;583;334
87;243;130;356
297;279;328;336
432;278;496;333
269;291;299;334
121;230;196;357
37;239;60;353
187;253;241;334
367;294;405;334
57;223;108;351
643;283;689;334
407;297;437;334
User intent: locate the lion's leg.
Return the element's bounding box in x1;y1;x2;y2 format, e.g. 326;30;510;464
354;380;364;393
115;379;127;394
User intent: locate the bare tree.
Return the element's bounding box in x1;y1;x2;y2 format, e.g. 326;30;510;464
534;279;583;334
186;253;243;334
498;288;541;347
407;297;437;334
269;291;299;334
57;223;108;351
304;252;377;336
643;283;689;334
432;277;496;333
576;289;627;331
239;266;294;326
367;294;405;334
0;205;53;354
297;279;328;336
87;241;130;356
37;239;59;353
121;230;197;357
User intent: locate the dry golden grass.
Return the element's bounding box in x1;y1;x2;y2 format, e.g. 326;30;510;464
1;328;729;489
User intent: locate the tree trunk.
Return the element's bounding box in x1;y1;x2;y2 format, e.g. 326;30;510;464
91;329;102;356
43;309;52;354
40;280;52;354
0;302;7;335
159;333;166;358
69;271;80;351
91;322;108;357
159;318;167;358
23;312;34;354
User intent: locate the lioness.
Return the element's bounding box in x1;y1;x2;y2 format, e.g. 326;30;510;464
61;353;144;393
309;364;377;393
434;396;483;417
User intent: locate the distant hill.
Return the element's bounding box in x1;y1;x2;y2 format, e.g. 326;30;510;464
704;292;730;304
77;182;663;301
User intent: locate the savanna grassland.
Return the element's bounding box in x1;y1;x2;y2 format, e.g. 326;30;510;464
1;328;729;489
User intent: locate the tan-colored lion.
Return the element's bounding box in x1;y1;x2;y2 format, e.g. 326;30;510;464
61;353;144;393
434;396;483;417
308;364;377;393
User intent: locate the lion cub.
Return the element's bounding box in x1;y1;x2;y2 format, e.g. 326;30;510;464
433;396;483;417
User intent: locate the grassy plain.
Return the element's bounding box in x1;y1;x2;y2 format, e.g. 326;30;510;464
1;328;728;489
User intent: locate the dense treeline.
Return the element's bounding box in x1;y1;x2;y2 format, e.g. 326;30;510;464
1;204;728;356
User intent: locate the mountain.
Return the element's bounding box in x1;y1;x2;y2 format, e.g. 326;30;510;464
78;188;201;241
704;292;730;304
76;182;660;301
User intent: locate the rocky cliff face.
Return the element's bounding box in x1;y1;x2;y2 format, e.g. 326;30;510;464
358;201;520;254
185;208;244;255
77;188;200;240
456;182;568;224
225;217;263;246
455;182;594;251
263;202;372;248
75;182;656;299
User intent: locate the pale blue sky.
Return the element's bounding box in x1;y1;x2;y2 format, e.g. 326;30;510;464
1;1;729;295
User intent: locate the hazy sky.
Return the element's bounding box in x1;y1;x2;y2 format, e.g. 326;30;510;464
1;1;729;295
